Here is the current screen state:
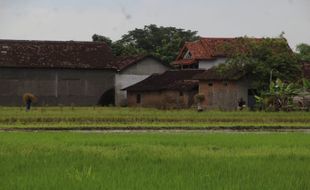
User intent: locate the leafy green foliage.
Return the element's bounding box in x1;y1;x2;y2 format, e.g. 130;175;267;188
255;79;299;111
302;78;310;91
93;24;199;63
221;37;301;90
296;43;310;62
92;34;113;46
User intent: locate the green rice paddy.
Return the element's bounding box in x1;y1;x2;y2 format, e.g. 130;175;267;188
0;132;309;190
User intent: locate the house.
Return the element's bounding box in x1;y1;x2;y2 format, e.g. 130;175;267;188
124;70;205;109
172;37;240;69
0;39;169;106
172;37;290;70
194;68;254;110
113;55;171;106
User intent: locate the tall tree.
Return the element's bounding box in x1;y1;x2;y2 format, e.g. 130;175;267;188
92;34;113;47
93;24;199;63
217;37;301;90
296;43;310;62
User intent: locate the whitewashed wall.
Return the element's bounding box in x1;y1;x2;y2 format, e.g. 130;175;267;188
198;58;227;70
114;58;170;106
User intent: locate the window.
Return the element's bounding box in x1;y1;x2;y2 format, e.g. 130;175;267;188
208;82;213;87
183;50;192;59
179;91;184;96
136;94;141;104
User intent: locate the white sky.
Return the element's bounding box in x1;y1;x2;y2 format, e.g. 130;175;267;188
0;0;309;50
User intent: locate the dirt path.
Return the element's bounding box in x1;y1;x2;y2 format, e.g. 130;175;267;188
1;126;310;133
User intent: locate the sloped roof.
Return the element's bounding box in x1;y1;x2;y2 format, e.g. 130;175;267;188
194;67;247;81
111;55;170;71
124;70;205;92
173;37;290;66
0;39;114;69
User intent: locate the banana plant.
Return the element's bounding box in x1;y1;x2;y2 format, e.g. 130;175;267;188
255;79;298;111
302;79;310;91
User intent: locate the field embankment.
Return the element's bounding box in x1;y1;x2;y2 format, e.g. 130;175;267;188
0;107;309;130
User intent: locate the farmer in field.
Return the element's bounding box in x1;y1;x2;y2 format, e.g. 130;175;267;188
23;93;36;111
238;98;246;110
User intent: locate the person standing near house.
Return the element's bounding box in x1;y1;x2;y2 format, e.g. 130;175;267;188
238;98;246;110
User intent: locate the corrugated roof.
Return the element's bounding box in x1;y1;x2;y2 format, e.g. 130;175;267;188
0;39;114;69
124;70;204;92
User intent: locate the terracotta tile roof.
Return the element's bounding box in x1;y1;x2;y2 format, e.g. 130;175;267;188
194;67;247;81
112;55;171;71
124;70;205;92
0;39;114;69
173;37;289;66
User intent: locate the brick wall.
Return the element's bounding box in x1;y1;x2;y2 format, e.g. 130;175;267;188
199;80;249;110
127;90;195;109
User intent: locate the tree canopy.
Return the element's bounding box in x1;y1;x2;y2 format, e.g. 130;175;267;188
92;24;199;63
92;34;113;47
296;43;310;62
217;37;301;90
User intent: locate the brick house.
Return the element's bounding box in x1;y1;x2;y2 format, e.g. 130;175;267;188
172;37;290;70
194;68;254;110
124;70;204;109
0;39;169;106
172;37;239;69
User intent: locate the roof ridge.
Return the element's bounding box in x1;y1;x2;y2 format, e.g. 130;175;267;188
200;37;236;40
0;39;106;44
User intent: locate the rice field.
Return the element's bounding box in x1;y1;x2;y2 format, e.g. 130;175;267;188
0;132;309;190
0;107;309;129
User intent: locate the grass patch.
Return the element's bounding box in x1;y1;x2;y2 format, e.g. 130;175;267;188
0;107;310;128
0;132;309;189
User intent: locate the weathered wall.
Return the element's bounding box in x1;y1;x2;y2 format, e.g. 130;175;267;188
115;58;170;106
115;74;149;106
127;90;195;109
121;58;170;75
198;58;227;70
199;79;249;110
0;68;115;106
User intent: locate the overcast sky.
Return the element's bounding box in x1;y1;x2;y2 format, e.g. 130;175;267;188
0;0;309;50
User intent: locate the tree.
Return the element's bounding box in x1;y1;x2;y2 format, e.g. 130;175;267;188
255;79;298;111
92;34;113;47
296;43;310;62
93;24;199;63
218;37;301;91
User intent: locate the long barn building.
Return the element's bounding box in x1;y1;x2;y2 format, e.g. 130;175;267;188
0;39;170;106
